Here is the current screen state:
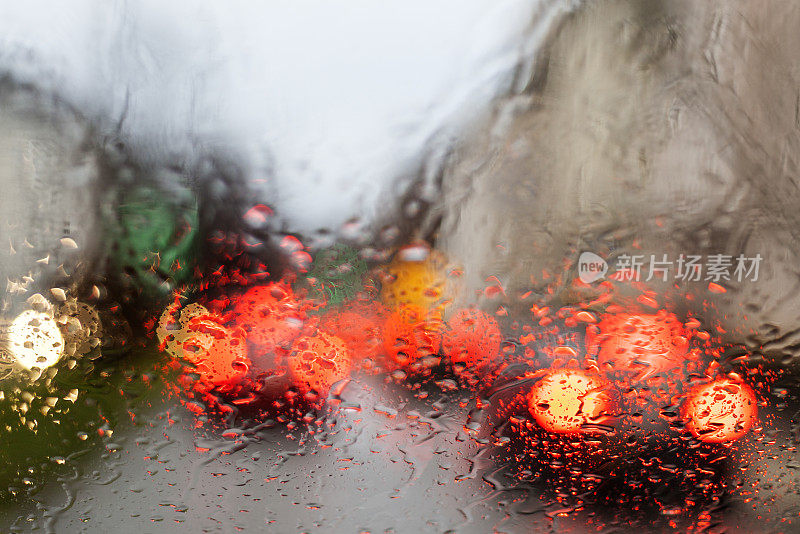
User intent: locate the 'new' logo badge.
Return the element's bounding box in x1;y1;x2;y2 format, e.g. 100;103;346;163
577;252;608;284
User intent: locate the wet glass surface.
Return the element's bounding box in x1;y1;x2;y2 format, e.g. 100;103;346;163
2;1;800;533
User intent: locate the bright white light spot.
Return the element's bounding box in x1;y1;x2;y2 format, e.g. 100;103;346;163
8;310;64;370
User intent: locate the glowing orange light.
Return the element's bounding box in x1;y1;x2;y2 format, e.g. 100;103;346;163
187;319;249;387
586;312;691;382
231;282;306;366
682;378;757;443
319;301;389;368
441;308;502;373
527;369;616;434
382;304;443;372
287;331;352;398
157;303;249;387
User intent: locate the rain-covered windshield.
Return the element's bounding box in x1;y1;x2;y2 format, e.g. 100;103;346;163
0;1;798;532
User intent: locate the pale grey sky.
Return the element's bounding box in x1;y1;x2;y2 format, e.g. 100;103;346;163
0;0;568;236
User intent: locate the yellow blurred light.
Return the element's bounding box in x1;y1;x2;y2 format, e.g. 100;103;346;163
381;245;450;315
